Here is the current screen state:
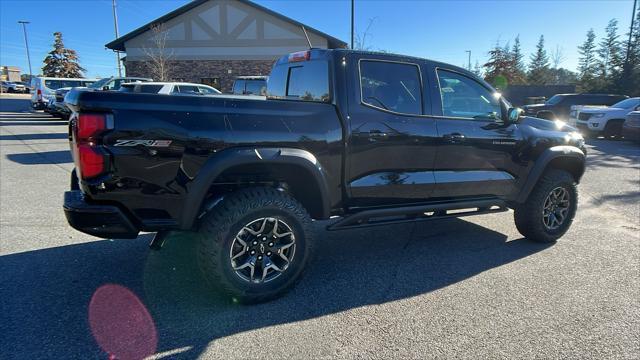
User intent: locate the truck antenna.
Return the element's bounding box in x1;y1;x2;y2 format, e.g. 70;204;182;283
301;26;313;48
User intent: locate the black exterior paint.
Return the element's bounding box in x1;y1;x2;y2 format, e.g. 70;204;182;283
64;49;586;239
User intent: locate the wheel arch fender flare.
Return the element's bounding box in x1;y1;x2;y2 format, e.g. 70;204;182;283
516;145;586;203
180;147;331;229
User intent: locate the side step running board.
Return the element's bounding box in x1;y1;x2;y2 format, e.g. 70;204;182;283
327;199;508;231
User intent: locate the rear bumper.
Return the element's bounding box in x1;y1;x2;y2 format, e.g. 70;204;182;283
63;190;139;239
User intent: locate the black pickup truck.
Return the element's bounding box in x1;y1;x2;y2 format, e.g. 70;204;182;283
64;49;586;303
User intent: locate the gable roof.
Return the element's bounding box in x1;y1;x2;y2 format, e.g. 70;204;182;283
105;0;347;51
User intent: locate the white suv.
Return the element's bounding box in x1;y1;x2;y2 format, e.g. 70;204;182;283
574;97;640;139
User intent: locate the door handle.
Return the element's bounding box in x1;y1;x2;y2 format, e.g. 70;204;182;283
369;129;388;138
443;133;465;143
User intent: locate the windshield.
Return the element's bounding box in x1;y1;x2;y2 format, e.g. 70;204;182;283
545;95;565;105
88;78;111;89
611;98;639;109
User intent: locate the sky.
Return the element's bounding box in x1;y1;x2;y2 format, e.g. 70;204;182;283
0;0;635;78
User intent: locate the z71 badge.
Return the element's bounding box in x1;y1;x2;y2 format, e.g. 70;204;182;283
114;139;172;147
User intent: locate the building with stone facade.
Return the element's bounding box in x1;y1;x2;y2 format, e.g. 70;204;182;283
106;0;346;92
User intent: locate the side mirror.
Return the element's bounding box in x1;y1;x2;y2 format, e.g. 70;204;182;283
507;107;523;123
102;86;110;91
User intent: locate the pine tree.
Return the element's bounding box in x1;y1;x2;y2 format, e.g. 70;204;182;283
42;32;85;78
597;19;622;90
528;35;551;85
511;35;527;84
617;7;640;96
472;60;483;77
577;29;598;92
483;40;512;90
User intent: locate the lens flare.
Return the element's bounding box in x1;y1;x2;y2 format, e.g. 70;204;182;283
89;284;157;360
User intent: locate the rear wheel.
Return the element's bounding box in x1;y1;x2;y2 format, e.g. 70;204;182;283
515;169;578;243
197;187;314;303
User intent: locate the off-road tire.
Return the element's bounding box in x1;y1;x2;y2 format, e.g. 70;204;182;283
197;187;314;304
514;169;578;243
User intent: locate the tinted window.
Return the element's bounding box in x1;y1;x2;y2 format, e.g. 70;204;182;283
245;80;265;95
176;85;200;94
198;86;217;94
437;69;501;120
546;95;565;105
360;60;422;115
285;62;330;102
137;85;163;94
232;80;245;94
89;78;111;89
612;98;640;109
44;80;84;90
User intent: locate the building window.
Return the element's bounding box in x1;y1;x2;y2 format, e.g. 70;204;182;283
201;78;220;90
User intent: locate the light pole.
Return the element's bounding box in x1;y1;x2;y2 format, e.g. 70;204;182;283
465;50;471;71
112;0;123;76
18;21;33;77
351;0;355;49
625;0;638;65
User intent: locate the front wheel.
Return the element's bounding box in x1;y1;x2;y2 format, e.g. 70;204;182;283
197;187;314;303
603;120;624;140
514;169;578;243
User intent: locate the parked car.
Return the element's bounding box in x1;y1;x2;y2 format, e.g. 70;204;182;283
50;77;154;119
87;76;152;91
47;87;73;119
31;77;98;110
64;49;586;303
13;81;30;93
232;76;268;95
522;93;628;120
119;82;221;95
573;97;640;138
1;81;27;93
622;111;640;142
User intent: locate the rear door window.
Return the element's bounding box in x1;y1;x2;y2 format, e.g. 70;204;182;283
360;60;423;115
176;85;200;94
137;85;163;94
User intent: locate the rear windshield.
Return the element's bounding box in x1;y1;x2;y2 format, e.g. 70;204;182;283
267;61;330;102
245;80;266;95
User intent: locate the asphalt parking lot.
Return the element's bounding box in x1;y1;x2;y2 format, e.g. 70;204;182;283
0;94;638;359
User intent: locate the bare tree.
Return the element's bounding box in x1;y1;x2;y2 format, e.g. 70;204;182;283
142;24;173;81
551;45;565;69
354;17;378;51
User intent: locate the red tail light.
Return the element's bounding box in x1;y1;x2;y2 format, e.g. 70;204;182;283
78;113;107;140
74;113;110;180
288;50;310;62
37;89;42;100
78;144;105;179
